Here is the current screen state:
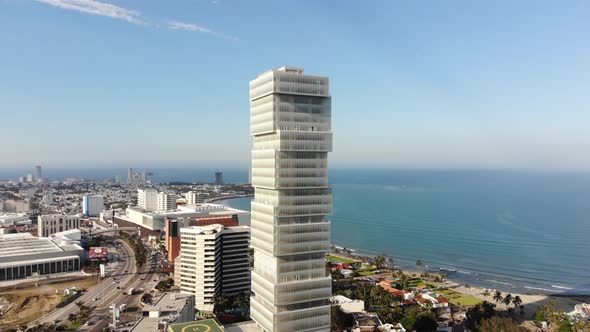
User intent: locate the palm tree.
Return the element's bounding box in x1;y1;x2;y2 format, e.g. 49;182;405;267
493;290;503;303
512;295;522;308
482;289;490;297
374;255;386;269
503;293;513;307
415;259;423;270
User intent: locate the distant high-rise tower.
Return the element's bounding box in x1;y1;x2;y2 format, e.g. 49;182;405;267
215;171;223;185
127;167;133;185
34;165;42;182
249;66;333;332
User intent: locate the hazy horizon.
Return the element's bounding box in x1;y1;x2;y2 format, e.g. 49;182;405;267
1;1;589;170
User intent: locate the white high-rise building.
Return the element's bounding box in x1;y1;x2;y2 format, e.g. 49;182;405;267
82;195;104;217
185;191;206;205
157;192;177;211
249;66;333;332
178;224;250;312
137;188;158;211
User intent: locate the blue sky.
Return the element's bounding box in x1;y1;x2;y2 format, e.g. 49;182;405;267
0;0;588;170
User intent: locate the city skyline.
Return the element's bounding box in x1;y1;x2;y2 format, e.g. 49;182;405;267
1;1;589;170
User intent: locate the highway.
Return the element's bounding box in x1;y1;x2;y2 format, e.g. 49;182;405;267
30;238;138;328
81;244;162;332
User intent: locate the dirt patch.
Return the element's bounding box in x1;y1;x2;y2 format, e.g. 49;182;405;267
0;277;98;328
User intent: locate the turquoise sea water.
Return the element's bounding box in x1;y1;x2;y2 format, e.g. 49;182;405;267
222;170;590;295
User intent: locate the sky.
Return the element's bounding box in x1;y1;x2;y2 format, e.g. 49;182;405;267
0;0;589;170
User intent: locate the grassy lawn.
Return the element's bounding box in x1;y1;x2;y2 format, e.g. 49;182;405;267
433;288;482;306
326;255;358;264
448;295;482;306
358;270;377;276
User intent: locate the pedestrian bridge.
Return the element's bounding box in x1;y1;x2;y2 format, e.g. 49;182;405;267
92;227;138;235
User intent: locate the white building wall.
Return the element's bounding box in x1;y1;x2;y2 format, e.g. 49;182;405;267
82;195;104;217
158;192;177;211
250;66;332;332
137;188;158;211
178;224;250;312
38;214;81;237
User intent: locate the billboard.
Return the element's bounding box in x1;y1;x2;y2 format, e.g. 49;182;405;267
89;247;108;260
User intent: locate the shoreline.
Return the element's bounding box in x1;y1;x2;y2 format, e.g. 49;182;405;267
331;249;590;316
330;244;590;298
207;194;253;203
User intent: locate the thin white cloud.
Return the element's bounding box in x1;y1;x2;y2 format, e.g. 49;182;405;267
33;0;145;25
168;20;238;41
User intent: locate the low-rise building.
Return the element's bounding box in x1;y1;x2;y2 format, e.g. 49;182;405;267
38;214;81;237
168;319;224;332
331;295;365;314
129;292;195;332
114;204;249;238
0;233;83;282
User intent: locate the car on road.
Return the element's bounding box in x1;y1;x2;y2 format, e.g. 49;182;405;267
93;297;99;301
53;319;61;324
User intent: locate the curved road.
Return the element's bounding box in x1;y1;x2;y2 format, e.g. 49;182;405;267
31;238;137;328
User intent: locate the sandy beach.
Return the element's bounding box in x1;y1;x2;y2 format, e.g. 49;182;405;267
445;280;590;319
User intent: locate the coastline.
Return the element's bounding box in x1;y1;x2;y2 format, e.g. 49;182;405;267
207;194;253;203
330;244;590;300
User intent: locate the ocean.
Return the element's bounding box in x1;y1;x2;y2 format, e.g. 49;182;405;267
3;168;589;295
220;169;590;296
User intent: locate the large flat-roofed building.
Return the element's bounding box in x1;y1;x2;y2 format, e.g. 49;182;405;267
250;66;333;332
165;215;239;264
129;292;195;332
114;204;250;238
178;224;250;312
0;233;83;281
38;214;82;237
0;213;32;227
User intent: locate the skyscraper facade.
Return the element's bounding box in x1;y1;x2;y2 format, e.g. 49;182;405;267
215;171;223;185
34;165;42;182
249;67;333;332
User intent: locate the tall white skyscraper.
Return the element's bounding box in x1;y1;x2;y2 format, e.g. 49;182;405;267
249;66;333;332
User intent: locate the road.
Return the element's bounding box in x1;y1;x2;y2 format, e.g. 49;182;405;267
31;238;137;328
82;249;162;332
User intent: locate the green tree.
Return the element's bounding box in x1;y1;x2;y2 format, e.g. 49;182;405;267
512;295;522;308
413;314;438;332
503;293;513;307
374;255;386;269
465;301;497;331
478;316;526;332
212;294;229;314
233;293;249;310
493;290;503;304
482;289;490;297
